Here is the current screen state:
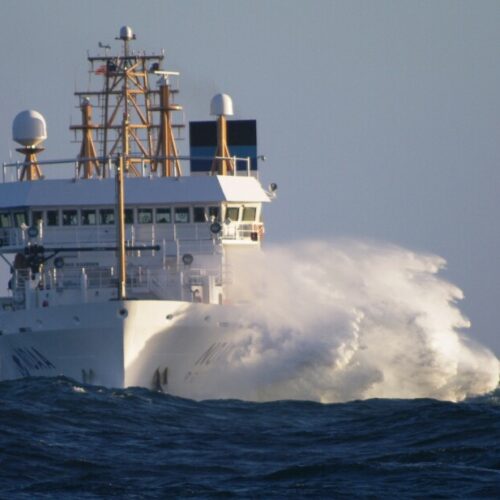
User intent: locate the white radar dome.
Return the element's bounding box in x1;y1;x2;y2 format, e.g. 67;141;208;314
12;110;47;147
210;93;234;117
120;26;134;40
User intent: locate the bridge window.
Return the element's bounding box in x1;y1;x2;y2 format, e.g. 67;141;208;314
81;209;97;225
0;212;11;228
193;207;206;223
208;206;220;221
156;208;171;224
125;209;134;224
174;207;190;223
100;209;115;225
47;210;59;226
13;211;28;228
62;210;78;226
242;207;257;222
138;208;153;224
32;211;44;226
226;207;239;222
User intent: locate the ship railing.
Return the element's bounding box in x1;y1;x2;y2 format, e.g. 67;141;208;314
1;154;257;183
221;222;264;241
10;264;225;305
0;220;261;253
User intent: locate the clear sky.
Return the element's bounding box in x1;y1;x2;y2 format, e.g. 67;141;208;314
1;0;499;354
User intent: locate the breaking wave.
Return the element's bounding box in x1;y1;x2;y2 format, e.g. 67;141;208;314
195;240;499;402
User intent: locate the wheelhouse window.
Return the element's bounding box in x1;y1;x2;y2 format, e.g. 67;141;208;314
138;208;153;224
0;212;12;228
242;207;257;222
62;209;78;226
226;207;239;222
13;211;28;228
193;207;206;223
155;208;171;224
208;206;220;221
174;207;190;223
81;209;97;225
32;211;44;226
47;210;59;226
125;209;134;224
99;209;115;225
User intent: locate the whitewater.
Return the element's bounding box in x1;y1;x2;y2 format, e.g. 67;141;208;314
183;239;499;402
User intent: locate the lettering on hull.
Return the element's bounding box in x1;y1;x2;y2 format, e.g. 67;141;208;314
185;342;235;382
11;347;56;377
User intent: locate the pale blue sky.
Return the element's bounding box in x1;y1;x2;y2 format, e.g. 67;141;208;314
1;0;500;354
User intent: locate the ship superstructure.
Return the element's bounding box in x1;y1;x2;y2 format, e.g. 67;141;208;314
0;28;274;395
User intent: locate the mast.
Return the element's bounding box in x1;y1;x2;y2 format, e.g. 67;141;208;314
18;146;44;181
116;153;127;300
76;98;100;178
116;27;132;300
72;26;184;179
210;94;235;175
71;27;186;299
152;74;183;176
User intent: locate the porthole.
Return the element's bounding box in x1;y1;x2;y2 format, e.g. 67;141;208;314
182;254;193;266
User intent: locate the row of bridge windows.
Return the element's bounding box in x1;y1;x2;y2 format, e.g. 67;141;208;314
0;205;257;228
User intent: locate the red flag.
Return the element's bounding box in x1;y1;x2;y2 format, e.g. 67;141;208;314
94;65;106;75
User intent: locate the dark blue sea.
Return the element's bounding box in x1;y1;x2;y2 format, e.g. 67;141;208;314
0;377;499;498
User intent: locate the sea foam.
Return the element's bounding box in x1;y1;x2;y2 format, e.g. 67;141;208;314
192;240;499;403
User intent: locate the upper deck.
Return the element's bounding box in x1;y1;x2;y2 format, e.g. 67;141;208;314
0;175;270;208
0;174;270;251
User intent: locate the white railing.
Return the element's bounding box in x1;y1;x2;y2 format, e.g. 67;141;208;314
1;154;256;184
0;220;262;251
11;263;224;305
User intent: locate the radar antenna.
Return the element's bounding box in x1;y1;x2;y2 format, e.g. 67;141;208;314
12;110;47;181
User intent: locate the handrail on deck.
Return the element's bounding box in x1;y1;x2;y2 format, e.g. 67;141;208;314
1;154;254;182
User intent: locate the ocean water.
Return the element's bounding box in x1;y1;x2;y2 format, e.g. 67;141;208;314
0;377;499;499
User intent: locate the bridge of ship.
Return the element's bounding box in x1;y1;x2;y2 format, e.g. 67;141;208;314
0;173;269;308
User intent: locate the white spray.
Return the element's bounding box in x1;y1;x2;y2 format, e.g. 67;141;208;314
191;240;499;403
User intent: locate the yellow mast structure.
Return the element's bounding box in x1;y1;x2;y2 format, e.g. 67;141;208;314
116;153;127;300
152;74;182;177
72;26;183;179
18;146;44;181
71;26;186;296
210;94;235;176
74;98;100;178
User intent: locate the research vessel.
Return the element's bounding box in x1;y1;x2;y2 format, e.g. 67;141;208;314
0;27;274;397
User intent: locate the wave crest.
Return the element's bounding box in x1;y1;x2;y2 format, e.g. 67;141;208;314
195;240;499;402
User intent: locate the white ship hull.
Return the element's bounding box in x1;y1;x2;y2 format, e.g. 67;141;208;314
0;300;245;398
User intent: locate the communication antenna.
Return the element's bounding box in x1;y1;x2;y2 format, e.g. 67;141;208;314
98;41;111;55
